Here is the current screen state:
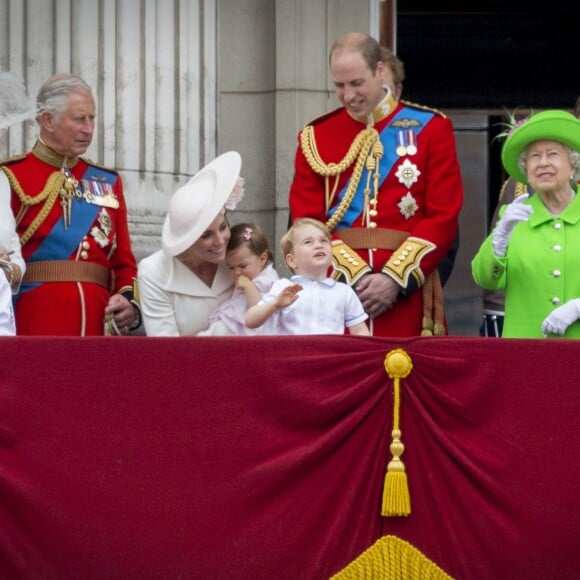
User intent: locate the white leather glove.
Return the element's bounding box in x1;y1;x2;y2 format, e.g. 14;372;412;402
541;299;580;336
492;193;533;257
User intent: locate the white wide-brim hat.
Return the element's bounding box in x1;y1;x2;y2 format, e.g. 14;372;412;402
162;151;242;256
0;71;37;130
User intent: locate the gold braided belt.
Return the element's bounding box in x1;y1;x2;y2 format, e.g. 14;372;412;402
23;260;111;289
335;228;446;336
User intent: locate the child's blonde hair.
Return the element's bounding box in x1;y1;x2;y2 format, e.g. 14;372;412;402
227;222;273;262
280;217;330;257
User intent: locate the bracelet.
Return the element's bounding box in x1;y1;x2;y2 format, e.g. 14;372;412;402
1;263;15;286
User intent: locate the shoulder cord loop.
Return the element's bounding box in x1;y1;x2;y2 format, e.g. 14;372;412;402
300;126;382;232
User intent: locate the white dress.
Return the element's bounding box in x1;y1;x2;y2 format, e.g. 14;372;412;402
137;249;234;336
199;262;279;336
0;172;25;336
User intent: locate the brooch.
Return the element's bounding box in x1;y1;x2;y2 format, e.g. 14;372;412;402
397;193;419;220
395;159;421;189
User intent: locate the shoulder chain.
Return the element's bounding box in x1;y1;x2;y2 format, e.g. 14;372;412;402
1;166;67;246
300;125;378;176
300;125;381;232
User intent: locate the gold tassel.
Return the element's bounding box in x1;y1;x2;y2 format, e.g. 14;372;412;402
383;430;410;516
382;349;413;517
433;322;446;336
420;316;434;337
330;534;453;579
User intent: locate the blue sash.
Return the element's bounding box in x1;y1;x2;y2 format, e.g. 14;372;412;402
329;106;434;229
29;165;116;262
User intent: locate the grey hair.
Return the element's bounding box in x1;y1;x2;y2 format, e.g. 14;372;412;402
517;146;580;183
36;73;92;122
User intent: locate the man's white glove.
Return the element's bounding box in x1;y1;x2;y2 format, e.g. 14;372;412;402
541;299;580;336
492;193;533;257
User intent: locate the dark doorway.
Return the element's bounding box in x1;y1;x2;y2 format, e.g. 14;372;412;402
395;3;578;110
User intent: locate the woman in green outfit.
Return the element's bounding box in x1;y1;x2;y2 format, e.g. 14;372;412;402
472;110;580;338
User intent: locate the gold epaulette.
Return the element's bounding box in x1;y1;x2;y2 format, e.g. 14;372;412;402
497;177;511;203
497;177;528;204
303;106;343;128
514;181;528;198
382;237;436;288
0;153;27;165
82;157;119;176
400;99;447;119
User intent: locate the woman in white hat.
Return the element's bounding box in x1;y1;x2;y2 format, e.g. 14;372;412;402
0;71;35;335
137;151;244;336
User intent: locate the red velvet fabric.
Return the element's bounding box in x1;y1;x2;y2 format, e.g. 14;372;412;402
0;336;578;579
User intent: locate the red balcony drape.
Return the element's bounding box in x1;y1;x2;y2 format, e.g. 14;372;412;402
0;336;578;579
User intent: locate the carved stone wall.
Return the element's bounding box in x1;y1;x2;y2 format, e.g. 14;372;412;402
0;0;218;262
0;0;375;266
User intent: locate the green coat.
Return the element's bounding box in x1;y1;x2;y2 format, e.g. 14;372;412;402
472;187;580;338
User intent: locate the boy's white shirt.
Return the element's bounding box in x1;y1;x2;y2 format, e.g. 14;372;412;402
258;275;368;335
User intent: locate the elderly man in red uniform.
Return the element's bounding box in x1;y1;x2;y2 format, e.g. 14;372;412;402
289;33;463;337
1;73;140;336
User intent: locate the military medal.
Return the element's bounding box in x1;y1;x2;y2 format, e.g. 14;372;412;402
395;130;407;156
406;130;417;155
81;179;120;209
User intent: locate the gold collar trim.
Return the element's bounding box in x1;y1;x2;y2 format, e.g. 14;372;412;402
348;91;398;126
32;139;79;169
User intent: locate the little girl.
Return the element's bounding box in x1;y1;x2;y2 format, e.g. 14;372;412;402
197;222;279;335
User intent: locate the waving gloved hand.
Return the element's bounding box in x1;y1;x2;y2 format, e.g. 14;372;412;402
492;193;533;257
541;299;580;336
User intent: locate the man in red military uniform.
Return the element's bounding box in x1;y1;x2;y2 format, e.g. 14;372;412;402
1;73;140;336
289;33;463;337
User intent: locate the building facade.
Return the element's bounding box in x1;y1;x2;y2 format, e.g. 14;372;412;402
7;1;542;335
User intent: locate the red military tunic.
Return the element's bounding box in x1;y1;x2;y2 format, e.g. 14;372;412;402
1;140;138;336
289;98;463;337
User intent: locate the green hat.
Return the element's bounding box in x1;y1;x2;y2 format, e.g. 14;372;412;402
501;110;580;184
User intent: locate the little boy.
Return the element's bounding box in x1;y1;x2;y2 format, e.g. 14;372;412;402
245;218;370;335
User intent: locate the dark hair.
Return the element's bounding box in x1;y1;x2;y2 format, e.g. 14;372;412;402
380;46;405;86
575;95;580;119
227;222;273;263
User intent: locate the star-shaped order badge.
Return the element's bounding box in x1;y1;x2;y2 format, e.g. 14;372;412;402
398;192;419;219
395;158;421;188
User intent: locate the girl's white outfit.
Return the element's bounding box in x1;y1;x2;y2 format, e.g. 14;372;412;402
137;249;234;336
198;262;279;336
0;172;25;336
